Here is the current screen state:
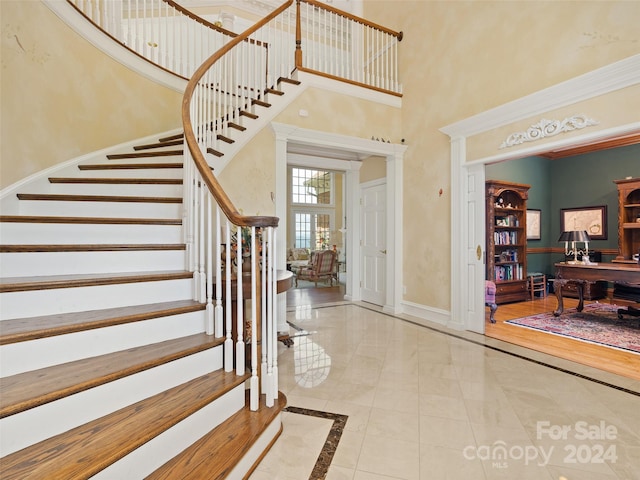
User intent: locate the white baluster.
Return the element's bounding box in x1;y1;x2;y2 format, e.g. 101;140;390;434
214;211;223;338
261;228;268;394
236;226;245;375
206;194;214;335
250;227;258;411
224;222;233;371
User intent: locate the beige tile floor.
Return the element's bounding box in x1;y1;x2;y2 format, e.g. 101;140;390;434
250;303;640;480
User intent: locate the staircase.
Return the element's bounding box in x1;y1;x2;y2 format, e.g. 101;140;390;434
1;0;404;474
0;104;292;478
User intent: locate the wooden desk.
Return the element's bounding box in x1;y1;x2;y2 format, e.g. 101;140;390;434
553;262;640;316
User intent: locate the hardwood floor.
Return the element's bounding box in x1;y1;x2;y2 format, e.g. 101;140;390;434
286;282;346;308
286;284;639;382
486;295;640;381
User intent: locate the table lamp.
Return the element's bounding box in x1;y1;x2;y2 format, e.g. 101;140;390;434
558;230;590;264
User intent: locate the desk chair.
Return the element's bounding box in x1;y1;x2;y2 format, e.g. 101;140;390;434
528;273;546;300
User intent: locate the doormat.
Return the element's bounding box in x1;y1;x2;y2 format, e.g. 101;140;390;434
505;303;640;354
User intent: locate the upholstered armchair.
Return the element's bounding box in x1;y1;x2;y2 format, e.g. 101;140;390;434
286;247;311;272
295;250;337;287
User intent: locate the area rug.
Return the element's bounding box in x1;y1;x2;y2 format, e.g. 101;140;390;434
506;303;640;354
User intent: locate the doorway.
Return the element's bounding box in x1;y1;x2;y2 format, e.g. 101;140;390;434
272;122;406;314
442;55;640;334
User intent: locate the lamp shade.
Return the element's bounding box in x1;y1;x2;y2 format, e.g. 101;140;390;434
558;230;590;242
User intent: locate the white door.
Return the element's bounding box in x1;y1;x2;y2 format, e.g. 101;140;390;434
466;164;486;333
361;182;386;305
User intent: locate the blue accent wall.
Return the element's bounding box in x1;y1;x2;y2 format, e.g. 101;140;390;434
486;143;640;277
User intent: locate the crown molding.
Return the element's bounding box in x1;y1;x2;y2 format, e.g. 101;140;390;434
440;54;640;138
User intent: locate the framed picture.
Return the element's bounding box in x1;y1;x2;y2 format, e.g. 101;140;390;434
526;209;541;240
560;205;607;240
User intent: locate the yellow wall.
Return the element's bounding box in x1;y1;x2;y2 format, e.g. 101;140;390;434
360;156;386;184
0;0;182;189
362;0;640;310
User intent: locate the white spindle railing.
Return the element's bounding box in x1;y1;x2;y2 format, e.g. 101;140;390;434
297;0;403;95
66;0;402;411
68;0;235;79
68;0;402;95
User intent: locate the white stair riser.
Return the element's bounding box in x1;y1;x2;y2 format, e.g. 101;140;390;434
0;310;207;376
0;223;183;245
45;183;183;197
18;200;182;218
0;347;224;456
93;384;245;479
0;277;194;320
0;250;186;277
75;168;183;179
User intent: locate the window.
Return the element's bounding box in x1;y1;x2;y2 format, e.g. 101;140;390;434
291;168;335;249
291;168;333;205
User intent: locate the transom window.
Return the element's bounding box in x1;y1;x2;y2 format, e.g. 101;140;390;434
291;168;333;205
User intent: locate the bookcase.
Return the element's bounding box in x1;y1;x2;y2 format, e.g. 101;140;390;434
486;180;530;304
613;177;640;263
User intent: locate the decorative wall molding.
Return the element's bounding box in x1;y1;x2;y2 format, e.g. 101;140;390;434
499;115;599;149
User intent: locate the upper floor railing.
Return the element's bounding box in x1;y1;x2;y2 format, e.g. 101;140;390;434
66;0;402;411
67;0;403;94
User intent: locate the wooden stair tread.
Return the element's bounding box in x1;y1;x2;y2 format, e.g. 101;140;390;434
228;122;246;131
0;270;193;293
239;110;258;120
278;77;301;86
216;134;234;144
79;163;183;170
48;178;182;185
148;391;286;480
158;133;184;142
207;147;224;157
16;193;182;203
252;99;271;108
1;244;186;253
134;139;184;150
0;371;249;480
0;332;221;418
0;216;181;225
106;150;183;159
264;87;284;96
0;300;205;345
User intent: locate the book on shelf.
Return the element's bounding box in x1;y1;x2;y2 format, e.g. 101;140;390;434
494;264;523;282
494;231;518;245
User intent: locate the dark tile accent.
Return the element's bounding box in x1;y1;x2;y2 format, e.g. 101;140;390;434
283;406;348;480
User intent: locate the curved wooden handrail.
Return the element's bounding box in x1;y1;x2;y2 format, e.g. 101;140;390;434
302;0;403;40
182;1;294;229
